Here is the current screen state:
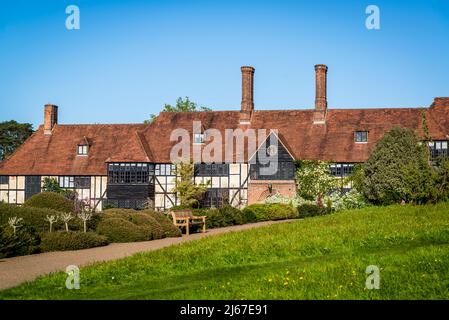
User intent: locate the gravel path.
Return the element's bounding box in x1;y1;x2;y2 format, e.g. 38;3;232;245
0;220;294;291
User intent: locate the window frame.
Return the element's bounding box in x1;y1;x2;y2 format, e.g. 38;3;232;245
249;161;296;180
107;163;153;184
195;163;229;177
330;163;355;178
77;145;89;156
0;176;9;185
58;176;91;189
354;131;368;143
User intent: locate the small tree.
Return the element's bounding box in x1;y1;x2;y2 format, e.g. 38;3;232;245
77;199;93;233
60;212;73;232
173;161;210;208
8;217;23;235
45;215;58;232
296;160;339;205
42;177;78;200
42;177;64;193
360;127;431;205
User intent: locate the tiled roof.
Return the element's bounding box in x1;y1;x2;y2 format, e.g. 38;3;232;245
0;124;146;175
1;100;449;176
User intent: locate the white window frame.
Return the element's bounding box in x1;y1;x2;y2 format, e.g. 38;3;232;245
77;145;88;156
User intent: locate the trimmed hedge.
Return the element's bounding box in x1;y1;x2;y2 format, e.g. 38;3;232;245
0;202;82;233
23;192;75;213
40;231;108;252
193;206;249;229
242;203;298;222
192;204;297;229
0;225;41;258
297;204;330;218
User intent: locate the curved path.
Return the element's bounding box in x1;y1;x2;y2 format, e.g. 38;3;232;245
0;220;295;291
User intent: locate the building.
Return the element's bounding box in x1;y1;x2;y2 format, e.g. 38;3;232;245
0;65;448;211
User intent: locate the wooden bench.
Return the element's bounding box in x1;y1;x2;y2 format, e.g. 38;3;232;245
171;210;206;235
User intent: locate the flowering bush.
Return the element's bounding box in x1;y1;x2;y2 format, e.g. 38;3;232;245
296;160;339;202
266;189;367;213
264;193;315;207
324;189;367;211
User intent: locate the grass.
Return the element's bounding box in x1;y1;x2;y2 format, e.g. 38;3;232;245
1;203;449;299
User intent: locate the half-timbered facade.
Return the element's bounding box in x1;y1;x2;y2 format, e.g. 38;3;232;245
1;65;448;211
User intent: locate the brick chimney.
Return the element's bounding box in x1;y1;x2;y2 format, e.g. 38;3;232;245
313;64;328;124
240;66;255;123
44;104;58;135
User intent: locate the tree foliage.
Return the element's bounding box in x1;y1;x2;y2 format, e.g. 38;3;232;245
172;161;210;208
359;127;428;204
0;120;33;160
358;126;449;205
295;160;338;204
145;97;211;123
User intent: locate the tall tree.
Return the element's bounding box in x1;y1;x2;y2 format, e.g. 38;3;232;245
145;97;212;124
0;121;33;160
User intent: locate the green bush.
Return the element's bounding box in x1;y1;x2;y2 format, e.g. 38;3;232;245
98;208;180;242
40;231;108;252
23;192;75;213
241;204;269;222
0;202;83;233
160;204;299;232
297;204;329;218
130;213;164;240
359;127;435;205
241;203;298;222
97;218;150;243
192;206;246;229
0;225;41;258
142;210;181;238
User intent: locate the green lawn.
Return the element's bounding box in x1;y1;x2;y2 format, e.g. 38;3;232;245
1;203;449;299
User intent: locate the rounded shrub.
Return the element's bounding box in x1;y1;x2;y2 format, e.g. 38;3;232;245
97;218;149;243
40;231;108;252
297;204;329;218
143;210;181;238
0;224;41;258
23;192;75;213
100;208;180;240
130;213;164;240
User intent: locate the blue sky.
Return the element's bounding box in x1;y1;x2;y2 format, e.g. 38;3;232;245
0;0;448;129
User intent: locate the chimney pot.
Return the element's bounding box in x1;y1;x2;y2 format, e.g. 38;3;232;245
44;104;58;135
240;66;255;123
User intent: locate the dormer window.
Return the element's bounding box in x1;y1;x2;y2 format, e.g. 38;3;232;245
77;145;88;155
355;131;368;143
193;133;205;144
